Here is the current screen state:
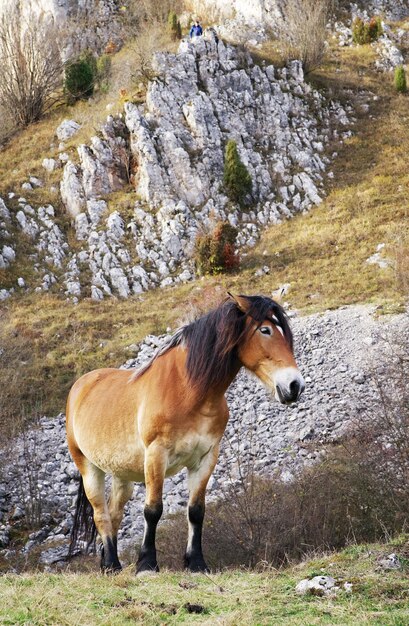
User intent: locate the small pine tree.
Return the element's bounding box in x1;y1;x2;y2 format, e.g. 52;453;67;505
374;16;383;39
395;66;407;93
223;140;252;205
352;15;383;45
168;11;182;41
352;17;365;44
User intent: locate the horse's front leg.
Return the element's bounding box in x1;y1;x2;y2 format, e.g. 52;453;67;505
185;445;219;573
137;444;167;574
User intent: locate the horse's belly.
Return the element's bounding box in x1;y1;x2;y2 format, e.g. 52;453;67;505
165;432;217;476
81;439;145;481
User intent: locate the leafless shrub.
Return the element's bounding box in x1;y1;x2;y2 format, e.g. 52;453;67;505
0;6;63;128
351;324;409;500
2;415;46;529
123;0;182;37
278;0;332;73
130;23;172;84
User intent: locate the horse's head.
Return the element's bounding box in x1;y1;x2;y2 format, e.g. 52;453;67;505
229;293;305;405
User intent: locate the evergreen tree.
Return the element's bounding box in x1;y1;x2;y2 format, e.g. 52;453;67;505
168;11;182;41
395;66;407;94
223;140;252;205
64;51;97;102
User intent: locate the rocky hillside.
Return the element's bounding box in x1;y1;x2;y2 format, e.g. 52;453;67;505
0;304;406;569
1;33;353;302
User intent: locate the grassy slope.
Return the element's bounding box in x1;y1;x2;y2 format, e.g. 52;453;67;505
1;543;409;625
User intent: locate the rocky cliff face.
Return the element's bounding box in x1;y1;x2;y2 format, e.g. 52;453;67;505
0;0;122;55
186;0;282;27
0;33;353;301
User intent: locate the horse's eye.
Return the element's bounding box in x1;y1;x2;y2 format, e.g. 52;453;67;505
260;326;272;336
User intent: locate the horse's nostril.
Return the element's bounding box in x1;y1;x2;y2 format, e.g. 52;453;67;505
289;380;300;398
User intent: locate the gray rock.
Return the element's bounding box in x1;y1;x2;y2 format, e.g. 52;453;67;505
60;162;86;218
56;120;81;142
296;575;337;596
379;553;401;570
42;158;58;173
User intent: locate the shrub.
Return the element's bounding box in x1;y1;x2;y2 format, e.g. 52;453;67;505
278;0;330;73
64;54;96;102
168;11;182;40
130;23;172;84
0;8;62;128
195;221;239;275
394;66;407;93
223;140;252;205
367;16;383;41
104;40;117;54
352;15;383;45
352;17;365;44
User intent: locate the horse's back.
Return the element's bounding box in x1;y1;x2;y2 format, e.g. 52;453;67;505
67;367;130;419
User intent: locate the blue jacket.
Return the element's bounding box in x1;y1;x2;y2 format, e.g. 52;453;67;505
190;24;203;38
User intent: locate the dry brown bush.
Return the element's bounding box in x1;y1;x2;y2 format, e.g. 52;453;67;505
0;7;63;128
123;0;182;36
278;0;332;73
130;23;173;84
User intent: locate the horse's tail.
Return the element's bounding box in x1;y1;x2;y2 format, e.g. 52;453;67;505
68;475;97;558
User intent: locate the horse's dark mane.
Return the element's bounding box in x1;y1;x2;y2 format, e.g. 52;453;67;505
132;295;292;399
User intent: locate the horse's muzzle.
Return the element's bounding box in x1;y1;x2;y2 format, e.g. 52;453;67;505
275;369;305;405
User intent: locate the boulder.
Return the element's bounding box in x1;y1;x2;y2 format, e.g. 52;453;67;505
56;120;81;142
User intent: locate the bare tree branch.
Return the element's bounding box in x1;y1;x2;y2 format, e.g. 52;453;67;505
0;6;63;128
278;0;332;73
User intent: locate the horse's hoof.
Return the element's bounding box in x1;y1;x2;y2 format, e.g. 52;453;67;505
187;565;210;574
184;556;210;574
136;559;159;575
136;568;159;577
101;563;122;575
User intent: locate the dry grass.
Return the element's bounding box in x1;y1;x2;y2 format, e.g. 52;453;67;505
0;284;201;432
1;542;409;624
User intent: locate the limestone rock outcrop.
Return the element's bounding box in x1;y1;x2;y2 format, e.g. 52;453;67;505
2;36;354;300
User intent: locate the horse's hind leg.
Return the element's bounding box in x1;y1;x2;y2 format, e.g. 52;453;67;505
82;462;122;572
185;445;219;573
109;477;134;553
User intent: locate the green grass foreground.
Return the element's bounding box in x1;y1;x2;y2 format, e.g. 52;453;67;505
1;544;409;625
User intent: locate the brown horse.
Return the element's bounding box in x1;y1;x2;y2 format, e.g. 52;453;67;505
66;293;305;573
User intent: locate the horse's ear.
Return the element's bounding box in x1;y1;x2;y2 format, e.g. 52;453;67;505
227;292;250;313
272;285;288;302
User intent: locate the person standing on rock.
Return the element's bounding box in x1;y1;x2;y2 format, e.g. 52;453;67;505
190;19;203;38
